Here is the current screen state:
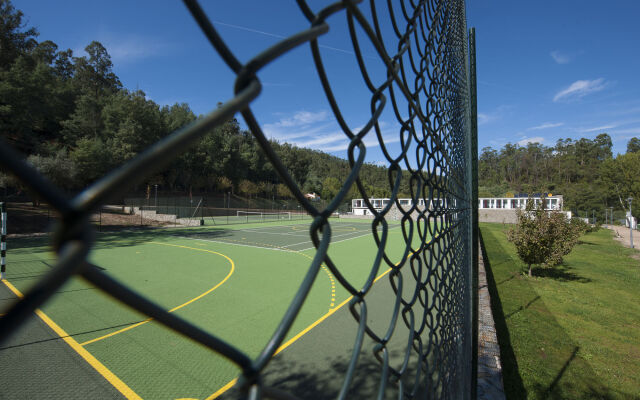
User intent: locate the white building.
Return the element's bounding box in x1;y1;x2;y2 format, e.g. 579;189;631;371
350;194;564;216
478;195;563;211
351;197;447;215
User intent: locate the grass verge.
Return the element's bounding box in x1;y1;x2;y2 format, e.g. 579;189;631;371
480;223;639;399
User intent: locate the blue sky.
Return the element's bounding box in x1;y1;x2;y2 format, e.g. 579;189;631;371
16;0;640;162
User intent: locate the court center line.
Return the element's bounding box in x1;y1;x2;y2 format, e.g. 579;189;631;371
80;243;234;346
1;279;142;400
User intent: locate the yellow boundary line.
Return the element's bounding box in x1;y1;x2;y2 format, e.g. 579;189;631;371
81;242;234;346
0;278;142;400
206;265;395;400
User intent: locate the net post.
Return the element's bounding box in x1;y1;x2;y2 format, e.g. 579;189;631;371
200;196;205;226
1;202;6;280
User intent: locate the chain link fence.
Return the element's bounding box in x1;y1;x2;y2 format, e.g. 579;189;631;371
0;0;477;398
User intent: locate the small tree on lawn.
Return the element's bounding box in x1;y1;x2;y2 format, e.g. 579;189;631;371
507;200;581;277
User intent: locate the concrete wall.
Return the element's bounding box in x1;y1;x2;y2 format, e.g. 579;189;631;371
478;209;518;224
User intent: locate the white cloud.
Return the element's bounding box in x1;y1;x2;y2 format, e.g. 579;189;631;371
611;128;640;135
477;106;512;126
577;124;617;133
261;110;401;153
517;137;544;146
527;122;564;131
75;34;168;65
477;113;492;125
264;111;329;130
550;50;571;64
553;78;608;102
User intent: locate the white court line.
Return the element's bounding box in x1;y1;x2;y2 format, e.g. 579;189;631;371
233;228;305;237
296;232;370;251
296;225;401;252
177;236;298;253
280;230;373;248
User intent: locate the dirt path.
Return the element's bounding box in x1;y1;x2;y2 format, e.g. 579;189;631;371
606;224;640;250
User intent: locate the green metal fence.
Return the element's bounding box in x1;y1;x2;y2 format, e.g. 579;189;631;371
0;0;478;398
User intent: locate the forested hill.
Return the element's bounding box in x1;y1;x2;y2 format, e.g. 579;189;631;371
0;1;405;202
4;1;639;214
479;135;640;215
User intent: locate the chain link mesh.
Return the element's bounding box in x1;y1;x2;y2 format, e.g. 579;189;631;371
0;0;476;398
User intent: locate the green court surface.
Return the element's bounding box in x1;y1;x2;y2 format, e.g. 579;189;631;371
1;218;431;399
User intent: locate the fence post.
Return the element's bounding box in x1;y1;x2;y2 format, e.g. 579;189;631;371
469;26;479;399
1;202;6;279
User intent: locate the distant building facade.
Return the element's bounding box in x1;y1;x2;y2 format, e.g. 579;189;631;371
350;194;569;223
350;197;448;216
478;194;563;211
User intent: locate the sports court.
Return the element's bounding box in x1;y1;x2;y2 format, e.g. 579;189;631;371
0;218;437;399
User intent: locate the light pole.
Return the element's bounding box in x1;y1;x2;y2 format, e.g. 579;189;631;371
627;197;634;249
154;184;158;208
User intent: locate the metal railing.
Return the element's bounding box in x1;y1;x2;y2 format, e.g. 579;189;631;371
0;0;477;398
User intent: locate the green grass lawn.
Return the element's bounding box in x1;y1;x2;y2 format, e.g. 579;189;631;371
480;223;640;399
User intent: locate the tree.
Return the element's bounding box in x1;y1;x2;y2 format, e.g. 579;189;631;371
600;152;640;214
276;183;293;199
238;179;258;198
102;90;163;162
0;0;38;69
70;137;113;186
627;137;640;153
61;41;121;141
507;201;581;277
321;177;341;200
27;150;76;191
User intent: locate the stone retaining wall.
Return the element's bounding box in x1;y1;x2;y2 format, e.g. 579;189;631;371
478;209;518;224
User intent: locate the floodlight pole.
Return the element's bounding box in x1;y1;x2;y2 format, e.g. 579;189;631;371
627;197;634;249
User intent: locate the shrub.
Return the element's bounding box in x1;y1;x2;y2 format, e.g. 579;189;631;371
508;201;582;277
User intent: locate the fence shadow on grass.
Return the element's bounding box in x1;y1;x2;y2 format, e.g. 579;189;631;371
504;295;540;319
479;229;527;399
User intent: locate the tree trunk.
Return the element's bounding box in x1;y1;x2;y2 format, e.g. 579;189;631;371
528;264;532;277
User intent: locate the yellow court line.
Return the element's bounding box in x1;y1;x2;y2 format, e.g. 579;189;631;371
1;279;142;400
206;265;395;400
81;242;234;346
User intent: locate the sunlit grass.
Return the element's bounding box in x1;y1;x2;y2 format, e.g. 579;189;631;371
480;223;640;399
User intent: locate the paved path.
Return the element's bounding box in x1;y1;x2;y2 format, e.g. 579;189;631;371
606;224;640;249
477;241;506;400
